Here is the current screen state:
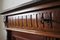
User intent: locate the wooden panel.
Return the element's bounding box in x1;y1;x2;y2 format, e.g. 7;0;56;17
7;9;60;33
52;10;60;32
12;31;44;40
7;31;60;40
6;10;60;40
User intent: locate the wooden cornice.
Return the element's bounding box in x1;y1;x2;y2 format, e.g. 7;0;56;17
1;0;59;15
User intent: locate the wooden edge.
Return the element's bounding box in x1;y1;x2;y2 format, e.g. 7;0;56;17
6;28;60;38
0;0;59;14
2;1;60;16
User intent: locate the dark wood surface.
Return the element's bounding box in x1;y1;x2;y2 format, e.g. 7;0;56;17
7;29;60;40
6;9;60;33
6;8;60;40
3;1;60;40
6;28;60;38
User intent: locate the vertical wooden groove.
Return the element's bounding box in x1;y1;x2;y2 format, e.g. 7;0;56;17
26;15;28;27
9;18;11;27
53;38;56;40
30;15;32;27
11;17;12;27
10;17;11;27
42;13;44;28
5;18;10;28
15;17;16;28
17;17;18;27
39;13;41;26
50;37;56;40
18;16;19;27
45;36;47;40
13;17;15;27
50;37;54;40
47;37;49;40
19;16;21;28
9;18;10;27
12;17;13;27
22;16;23;27
36;14;38;27
48;37;50;40
50;12;53;28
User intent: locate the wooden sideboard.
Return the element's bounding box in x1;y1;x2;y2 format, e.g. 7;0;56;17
1;0;60;40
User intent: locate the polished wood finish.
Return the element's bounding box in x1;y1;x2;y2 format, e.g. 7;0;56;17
6;28;60;38
7;29;60;40
6;9;60;40
7;9;60;33
2;1;60;40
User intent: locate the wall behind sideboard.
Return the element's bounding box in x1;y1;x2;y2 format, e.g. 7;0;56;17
0;0;7;40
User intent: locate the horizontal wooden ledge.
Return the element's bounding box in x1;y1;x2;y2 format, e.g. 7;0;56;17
6;28;60;38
